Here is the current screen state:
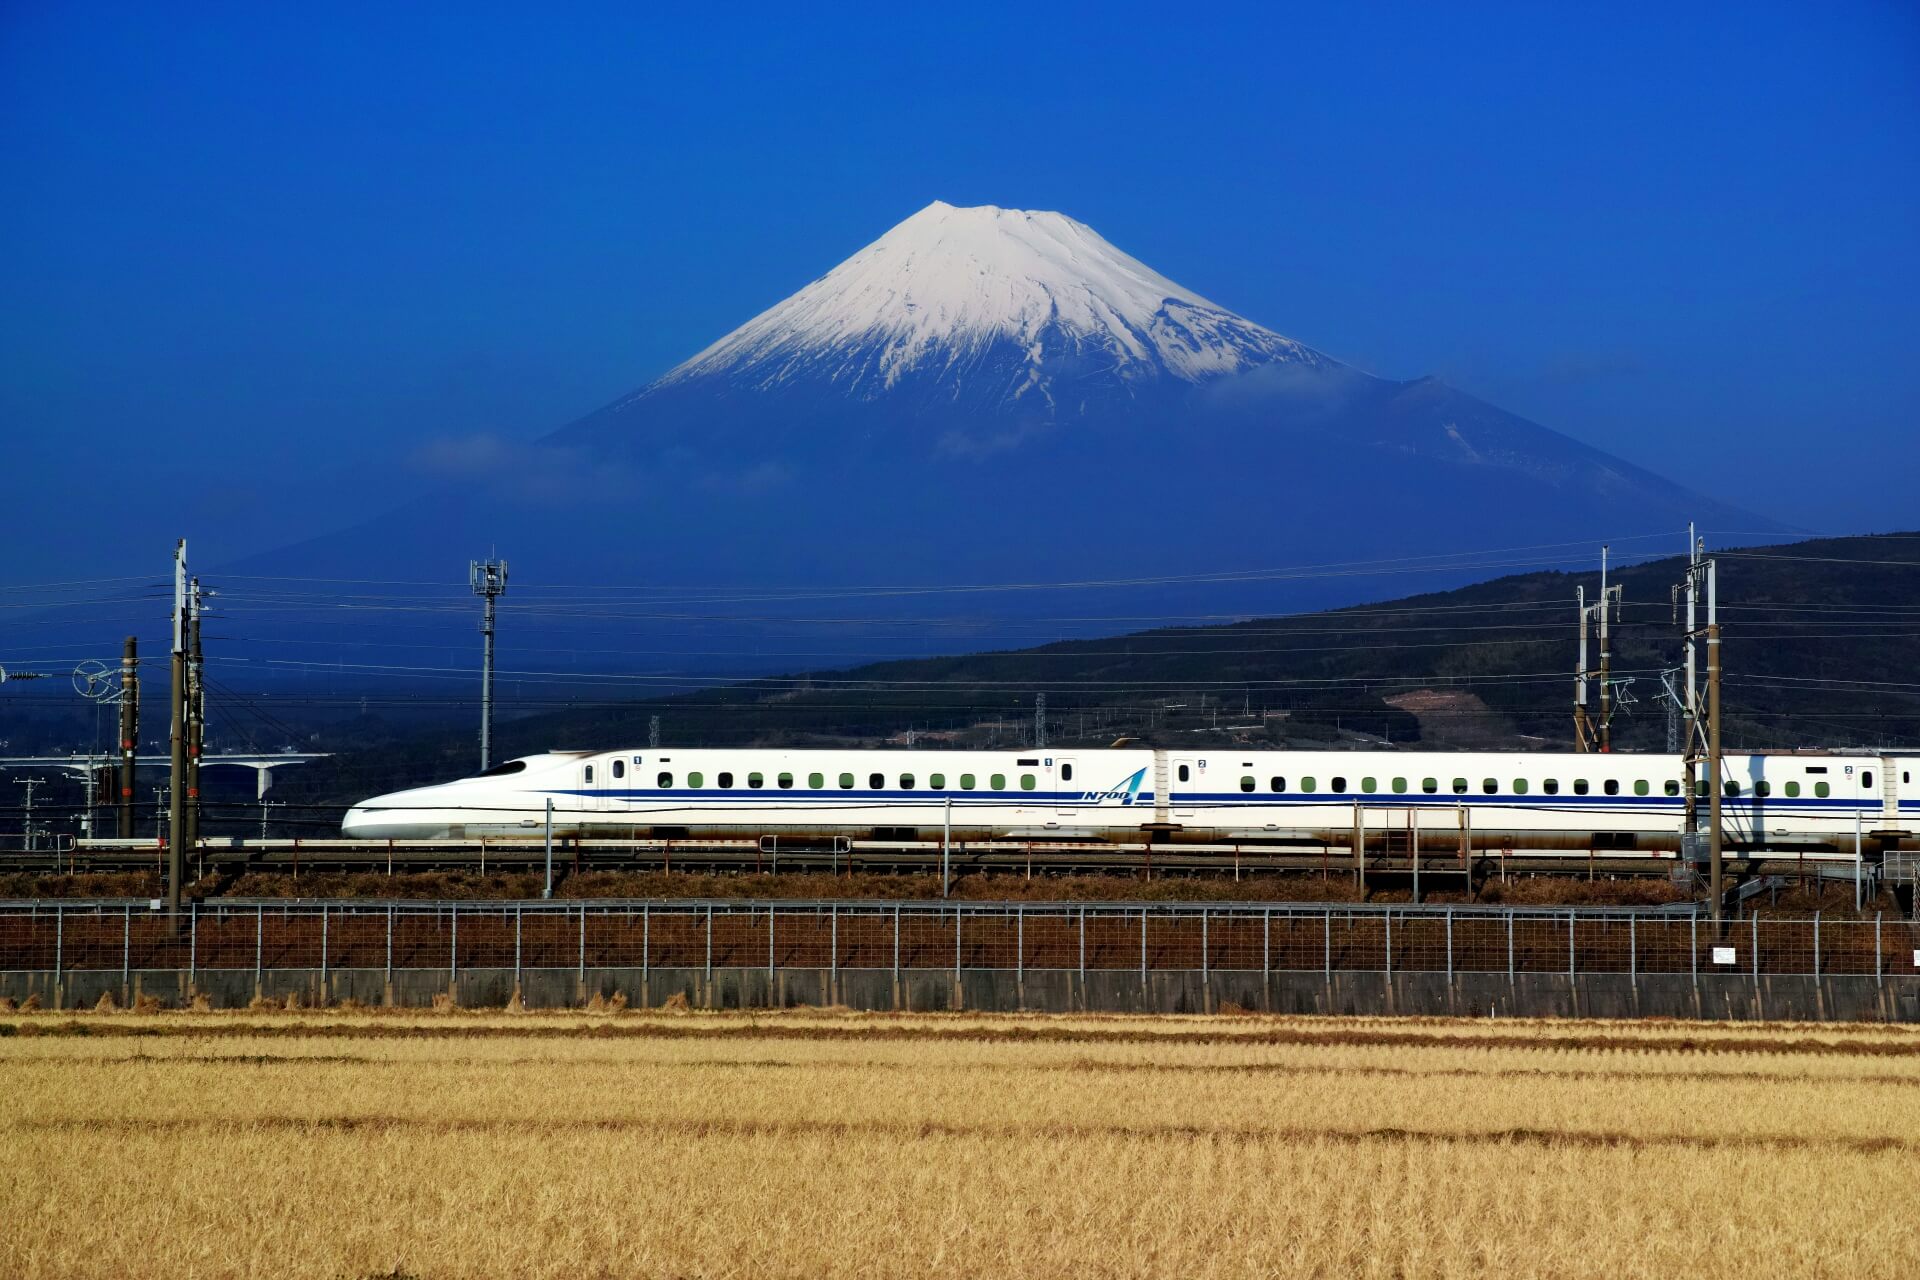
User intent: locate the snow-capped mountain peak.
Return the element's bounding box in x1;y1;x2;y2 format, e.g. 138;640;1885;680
659;201;1328;398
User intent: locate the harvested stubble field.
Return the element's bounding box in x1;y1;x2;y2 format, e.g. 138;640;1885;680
2;1012;1918;1278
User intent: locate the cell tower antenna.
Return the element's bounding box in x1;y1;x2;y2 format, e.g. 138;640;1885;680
470;558;509;770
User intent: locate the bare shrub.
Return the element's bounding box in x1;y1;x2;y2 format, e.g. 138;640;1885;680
189;994;211;1013
660;991;690;1013
431;992;456;1012
21;993;41;1011
94;991;118;1013
133;994;162;1015
0;996;15;1012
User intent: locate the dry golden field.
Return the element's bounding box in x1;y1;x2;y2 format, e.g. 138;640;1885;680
2;1010;1918;1278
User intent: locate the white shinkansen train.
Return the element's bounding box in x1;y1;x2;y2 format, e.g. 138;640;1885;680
342;747;1918;852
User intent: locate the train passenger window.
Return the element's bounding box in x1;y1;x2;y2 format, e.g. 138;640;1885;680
839;773;854;789
1754;781;1770;797
1452;778;1468;794
612;760;626;780
1482;778;1497;794
930;773;946;789
1020;774;1036;791
808;773;823;789
1862;771;1874;789
1360;777;1376;793
1603;780;1619;796
901;774;915;789
1634;780;1649;796
688;772;703;788
1270;777;1286;792
584;765;594;784
1785;781;1801;798
748;772;764;789
1178;764;1190;782
718;772;733;788
657;772;673;788
1421;778;1437;794
1240;776;1255;792
960;774;976;790
991;774;1006;790
1542;779;1559;795
1331;776;1347;793
1573;779;1589;795
869;773;885;790
1724;780;1741;797
1665;780;1680;797
778;773;794;789
1814;782;1830;798
1392;778;1408;794
1513;779;1529;795
1299;777;1316;793
1061;764;1073;781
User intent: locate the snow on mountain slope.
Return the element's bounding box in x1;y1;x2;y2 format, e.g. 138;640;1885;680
657;201;1329;400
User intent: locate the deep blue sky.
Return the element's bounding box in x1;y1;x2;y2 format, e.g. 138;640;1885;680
3;1;1916;581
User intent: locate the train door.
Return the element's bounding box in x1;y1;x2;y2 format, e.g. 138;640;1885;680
1171;756;1199;819
580;758;609;815
1055;757;1079;817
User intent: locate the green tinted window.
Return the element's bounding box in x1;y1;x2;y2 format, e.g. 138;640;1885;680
960;774;976;790
1665;780;1681;797
777;772;794;789
1452;778;1468;794
1020;774;1036;791
1815;781;1830;798
1240;776;1256;793
990;773;1006;790
930;773;946;789
1633;780;1649;796
807;772;823;789
839;773;855;789
1754;781;1770;797
1482;778;1497;794
1421;778;1438;794
1360;777;1377;793
1391;777;1408;794
748;772;764;789
900;774;915;789
1785;781;1800;798
1299;777;1316;793
688;772;703;788
1513;779;1528;795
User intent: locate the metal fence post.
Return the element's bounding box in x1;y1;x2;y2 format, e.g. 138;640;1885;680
1814;912;1821;981
54;904;63;991
450;906;458;986
1506;911;1514;982
1078;907;1085;981
578;905;586;982
1323;910;1331;980
892;904;900;981
1263;907;1270;977
1751;913;1759;981
513;905;522;989
708;905;716;982
1016;905;1023;981
1876;912;1883;985
831;904;838;983
1139;907;1147;984
384;905;392;983
1201;909;1209;982
1385;909;1392;976
954;907;962;982
642;904;650;981
320;905;328;989
188;902;197;984
1568;913;1575;978
1629;915;1637;981
122;904;130;989
1691;914;1697;981
1445;908;1453;980
255;904;263;988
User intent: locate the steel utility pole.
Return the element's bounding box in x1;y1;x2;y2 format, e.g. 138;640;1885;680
1705;555;1724;924
117;636;138;838
167;540;189;923
1597;546;1614;754
16;778;45;853
1035;693;1047;750
470;559;508;770
1573;549;1622;753
183;579;204;857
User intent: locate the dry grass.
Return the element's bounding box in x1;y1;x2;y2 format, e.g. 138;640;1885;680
2;1011;1917;1278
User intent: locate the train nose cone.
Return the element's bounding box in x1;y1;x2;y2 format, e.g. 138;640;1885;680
341;804;377;837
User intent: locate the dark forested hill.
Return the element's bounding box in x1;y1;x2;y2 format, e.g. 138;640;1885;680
265;532;1920;821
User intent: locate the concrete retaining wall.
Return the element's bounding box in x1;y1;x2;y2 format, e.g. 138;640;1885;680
4;966;1919;1021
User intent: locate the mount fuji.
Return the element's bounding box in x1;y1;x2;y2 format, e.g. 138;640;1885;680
267;201;1781;662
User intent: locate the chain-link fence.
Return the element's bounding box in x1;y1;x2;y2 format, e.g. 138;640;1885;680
5;899;1920;983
